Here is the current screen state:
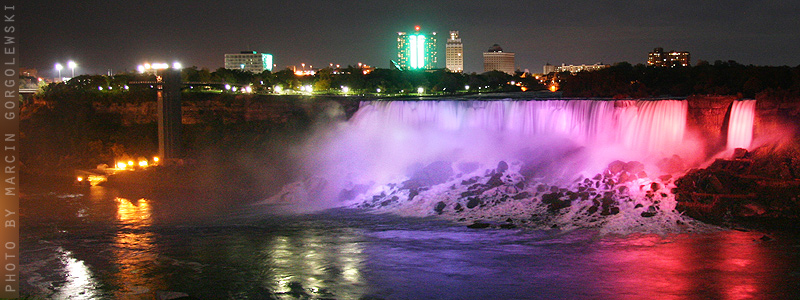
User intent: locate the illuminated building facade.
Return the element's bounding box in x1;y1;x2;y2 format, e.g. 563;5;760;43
483;44;515;74
397;26;438;70
648;47;690;67
543;63;609;74
446;31;463;72
224;51;274;73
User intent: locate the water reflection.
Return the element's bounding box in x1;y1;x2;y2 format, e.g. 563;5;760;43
111;197;164;297
589;231;791;300
263;228;364;298
51;248;99;300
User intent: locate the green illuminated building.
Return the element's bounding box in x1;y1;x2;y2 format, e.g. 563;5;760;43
396;26;437;70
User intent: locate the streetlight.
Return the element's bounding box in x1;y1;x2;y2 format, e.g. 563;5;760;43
67;61;77;78
55;63;63;80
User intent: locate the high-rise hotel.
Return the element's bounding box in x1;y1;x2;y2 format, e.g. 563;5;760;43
483;44;515;75
446;31;463;73
396;26;438;70
224;51;273;73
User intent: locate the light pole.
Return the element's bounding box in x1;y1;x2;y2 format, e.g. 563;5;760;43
68;61;76;78
55;63;63;80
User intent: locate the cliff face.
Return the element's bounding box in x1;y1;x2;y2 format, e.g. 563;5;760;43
89;94;362;126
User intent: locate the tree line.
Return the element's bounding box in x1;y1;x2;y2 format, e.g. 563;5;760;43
557;61;800;99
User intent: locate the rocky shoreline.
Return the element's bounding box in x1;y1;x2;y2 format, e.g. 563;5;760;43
674;145;800;228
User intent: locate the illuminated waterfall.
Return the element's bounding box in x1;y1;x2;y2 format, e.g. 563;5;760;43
351;100;688;153
727;100;756;150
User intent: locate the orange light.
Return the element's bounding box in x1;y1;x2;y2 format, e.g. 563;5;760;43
549;85;558;92
77;176;84;182
414;25;421;31
521;86;528;92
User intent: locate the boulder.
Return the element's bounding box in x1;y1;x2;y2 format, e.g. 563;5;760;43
497;161;509;173
607;160;625;174
624;161;645;174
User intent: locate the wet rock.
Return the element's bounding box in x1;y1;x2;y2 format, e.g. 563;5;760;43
608;160;625;174
536;184;548;192
618;172;631;183
434;201;446;214
513;191;531;200
467;222;491;229
624;161;645;174
733;148;749;159
497;161;509;173
408;189;419;201
650;182;662;191
499;223;517;229
466;197;481;209
641;209;657;218
486;173;504;188
461;176;479;185
542;192;570;211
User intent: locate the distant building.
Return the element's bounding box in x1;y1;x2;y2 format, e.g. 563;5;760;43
397;26;438;70
543;63;609;74
445;31;463;73
648;47;690;67
543;63;557;75
224;51;274;73
483;44;515;74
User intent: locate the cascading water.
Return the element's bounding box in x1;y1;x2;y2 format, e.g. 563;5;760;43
727;100;757;150
265;99;720;233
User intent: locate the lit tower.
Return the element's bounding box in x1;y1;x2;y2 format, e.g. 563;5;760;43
446;31;463;72
396;25;438;70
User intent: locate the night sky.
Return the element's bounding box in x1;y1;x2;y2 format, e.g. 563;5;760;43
22;1;800;77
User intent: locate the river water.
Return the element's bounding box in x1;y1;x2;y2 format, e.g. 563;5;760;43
21;182;800;300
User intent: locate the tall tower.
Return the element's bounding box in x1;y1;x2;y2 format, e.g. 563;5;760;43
396;26;438;70
446;31;463;73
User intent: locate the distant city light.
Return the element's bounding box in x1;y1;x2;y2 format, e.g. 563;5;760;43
465;85;470;90
55;63;63;79
68;61;77;77
116;162;127;169
225;84;231;90
274;86;283;93
172;62;182;69
341;86;350;93
417;87;424;94
377;88;381;93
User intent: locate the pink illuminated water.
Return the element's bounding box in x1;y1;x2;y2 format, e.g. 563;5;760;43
727;100;757;149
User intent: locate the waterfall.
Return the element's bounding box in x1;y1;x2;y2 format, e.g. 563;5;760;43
351;99;688;154
727;100;756;150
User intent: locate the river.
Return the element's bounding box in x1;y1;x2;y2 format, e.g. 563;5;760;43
21;182;800;299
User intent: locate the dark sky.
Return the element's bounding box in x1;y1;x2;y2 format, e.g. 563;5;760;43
22;1;800;77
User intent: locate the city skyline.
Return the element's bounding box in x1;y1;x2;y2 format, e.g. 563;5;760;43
23;1;800;77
